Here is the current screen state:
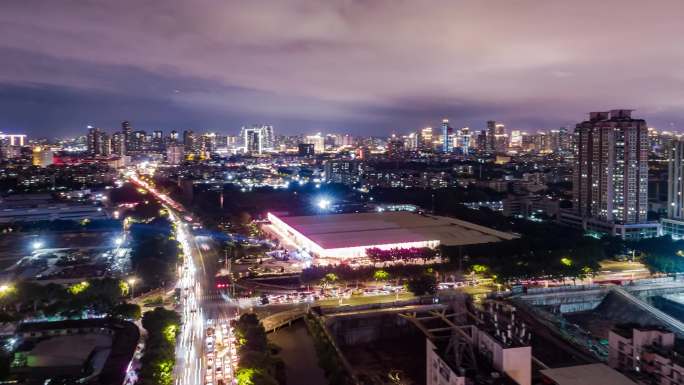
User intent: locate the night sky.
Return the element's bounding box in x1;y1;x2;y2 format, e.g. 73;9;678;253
2;0;684;138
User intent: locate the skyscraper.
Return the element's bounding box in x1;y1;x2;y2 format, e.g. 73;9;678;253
305;133;325;154
662;138;684;238
441;119;453;153
568;110;656;239
183;130;195;153
87;126;110;156
420;127;433;151
121;121;133;156
486;120;507;153
111;132;125;156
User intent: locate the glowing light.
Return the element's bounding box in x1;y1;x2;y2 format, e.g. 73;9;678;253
316;198;331;210
32;241;43;250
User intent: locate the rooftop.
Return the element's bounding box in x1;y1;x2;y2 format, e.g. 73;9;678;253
275;211;517;250
540;364;638;385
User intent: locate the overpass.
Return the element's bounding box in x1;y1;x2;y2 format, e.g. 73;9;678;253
261;308;306;333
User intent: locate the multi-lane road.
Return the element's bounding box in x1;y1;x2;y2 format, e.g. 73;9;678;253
129;173;238;385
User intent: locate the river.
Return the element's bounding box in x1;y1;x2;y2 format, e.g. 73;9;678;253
268;320;327;385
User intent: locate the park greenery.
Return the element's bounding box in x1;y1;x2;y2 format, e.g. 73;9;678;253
0;278;141;320
138;307;181;385
129;217;182;289
406;270;438;296
233;313;282;385
625;236;684;274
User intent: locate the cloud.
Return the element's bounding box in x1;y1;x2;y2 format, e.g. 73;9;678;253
1;0;684;135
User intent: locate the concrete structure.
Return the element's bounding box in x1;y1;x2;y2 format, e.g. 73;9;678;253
267;211;517;260
441;119;453;153
324;159;363;186
571;110;652;239
32;146;53;167
609;325;684;385
426;338;466;385
540;363;638;385
663;138;684;239
305;133;325;153
0;194;108;223
166;144;184;165
0;132;26;146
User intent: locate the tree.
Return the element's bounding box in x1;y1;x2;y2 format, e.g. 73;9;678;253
321;273;339;288
111;303;142;320
407;273;437;296
374;269;390;282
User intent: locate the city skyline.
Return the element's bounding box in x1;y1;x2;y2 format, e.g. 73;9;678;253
3;1;684;137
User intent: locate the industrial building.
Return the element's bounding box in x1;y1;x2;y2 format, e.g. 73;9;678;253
266;211;517;260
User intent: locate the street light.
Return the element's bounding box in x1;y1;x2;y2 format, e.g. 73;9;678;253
316;197;332;210
32;241;43;250
128;277;137;299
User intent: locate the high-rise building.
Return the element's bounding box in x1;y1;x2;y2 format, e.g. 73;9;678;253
166;144;185;165
87;127;110;156
486;120;507;153
441;119;453;153
32;146;53;167
152;130;164;152
297;143;314;157
456;127;471;154
567;110;656;239
183;130;195;153
305;133;325;154
662;138;684;238
121;121;133;156
111;132;125;156
0;133;26;146
240;125;275;154
420;127;433;151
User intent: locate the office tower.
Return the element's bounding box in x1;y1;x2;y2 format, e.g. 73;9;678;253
509;130;522;149
87;126;110;156
403;132;418;151
441;119;453;153
32;146;53;167
121;121;133;155
387;135;404;158
662;138;684;238
128;130;146;154
152;130;164;152
111;132;125;156
242;126;263;154
166;144;185;165
420;127;433;151
260;125;275;150
183;130;195;153
169;130;179;143
305;133;325;153
324;160;364;186
571;110;652;238
298;143;315;157
486;120;507;153
240;125;275;154
340;134;353;147
457;127;471;154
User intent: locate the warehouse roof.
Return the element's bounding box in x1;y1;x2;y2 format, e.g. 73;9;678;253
274;211;517;250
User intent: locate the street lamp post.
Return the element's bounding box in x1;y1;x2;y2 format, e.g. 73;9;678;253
128;278;137;299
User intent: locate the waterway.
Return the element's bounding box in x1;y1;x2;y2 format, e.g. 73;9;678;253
268;320;327;385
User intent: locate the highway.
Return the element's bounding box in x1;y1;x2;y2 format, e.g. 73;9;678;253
129;172;238;385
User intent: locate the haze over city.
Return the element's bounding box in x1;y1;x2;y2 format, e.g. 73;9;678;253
3;0;684;137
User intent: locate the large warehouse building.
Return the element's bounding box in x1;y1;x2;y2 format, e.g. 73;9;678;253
266;211;518;260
